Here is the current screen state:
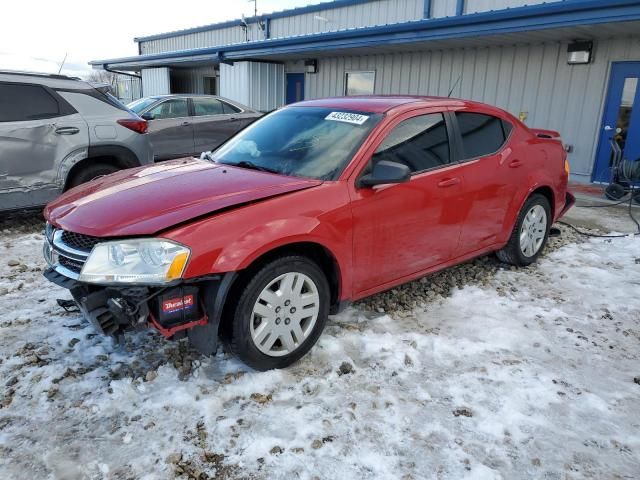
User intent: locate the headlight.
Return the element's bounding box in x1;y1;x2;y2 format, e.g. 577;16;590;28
79;239;190;285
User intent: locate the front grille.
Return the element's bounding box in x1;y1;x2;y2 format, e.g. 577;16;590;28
61;230;102;252
59;255;85;274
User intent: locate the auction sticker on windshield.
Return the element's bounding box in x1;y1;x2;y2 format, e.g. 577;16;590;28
325;112;370;125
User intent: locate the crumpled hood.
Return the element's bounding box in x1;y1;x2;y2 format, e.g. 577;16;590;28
45;158;322;237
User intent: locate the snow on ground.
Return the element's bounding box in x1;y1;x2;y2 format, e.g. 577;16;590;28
0;218;639;480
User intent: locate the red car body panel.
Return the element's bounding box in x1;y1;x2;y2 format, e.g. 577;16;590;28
44;159;322;237
44;96;571;305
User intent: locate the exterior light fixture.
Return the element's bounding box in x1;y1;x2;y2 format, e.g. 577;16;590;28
567;41;593;65
305;59;318;74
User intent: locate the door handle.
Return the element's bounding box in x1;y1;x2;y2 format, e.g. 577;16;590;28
437;177;460;188
180;121;191;126
55;126;80;135
509;160;523;168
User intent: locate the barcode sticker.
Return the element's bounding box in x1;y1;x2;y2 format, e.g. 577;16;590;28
325;112;370;125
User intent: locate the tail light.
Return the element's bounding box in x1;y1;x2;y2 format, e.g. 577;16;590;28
117;118;148;134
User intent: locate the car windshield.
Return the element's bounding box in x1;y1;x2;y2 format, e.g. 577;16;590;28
128;97;159;114
212;107;382;180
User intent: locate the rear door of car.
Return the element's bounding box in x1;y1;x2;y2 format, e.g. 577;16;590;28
190;97;247;153
349;108;467;295
0;81;88;207
145;97;194;161
448;109;522;252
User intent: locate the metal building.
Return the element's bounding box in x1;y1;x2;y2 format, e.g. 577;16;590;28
90;0;640;183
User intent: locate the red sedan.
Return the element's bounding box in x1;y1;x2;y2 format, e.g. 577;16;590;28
43;96;574;370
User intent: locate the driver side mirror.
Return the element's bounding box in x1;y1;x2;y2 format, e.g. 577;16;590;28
357;160;411;188
141;112;155;121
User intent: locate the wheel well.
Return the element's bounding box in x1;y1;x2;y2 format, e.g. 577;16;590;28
63;156;120;190
217;242;342;338
530;186;555;217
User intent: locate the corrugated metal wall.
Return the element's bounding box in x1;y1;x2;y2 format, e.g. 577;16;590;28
220;62;284;111
465;0;561;14
269;0;423;38
141;68;171;96
304;36;640;179
139;0;424;54
431;0;457;18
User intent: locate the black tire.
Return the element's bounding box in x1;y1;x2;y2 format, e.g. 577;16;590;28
67;162;119;189
229;255;330;371
496;193;551;266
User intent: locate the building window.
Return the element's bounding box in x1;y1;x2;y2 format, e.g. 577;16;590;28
344;71;375;96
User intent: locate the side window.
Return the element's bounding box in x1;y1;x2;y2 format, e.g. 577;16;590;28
221;101;241;114
193;97;224;116
148;99;188;119
456;112;510;160
372;113;450;173
0;83;60;122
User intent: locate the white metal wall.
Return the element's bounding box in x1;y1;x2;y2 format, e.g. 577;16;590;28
303;36;640;180
219;62;284;111
465;0;561;14
431;0;457;18
269;0;423;38
139;0;424;54
141;68;170;96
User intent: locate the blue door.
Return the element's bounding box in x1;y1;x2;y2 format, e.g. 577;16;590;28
286;73;305;104
592;62;640;182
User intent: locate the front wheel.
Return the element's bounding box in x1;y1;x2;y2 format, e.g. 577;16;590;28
497;193;551;266
230;256;330;371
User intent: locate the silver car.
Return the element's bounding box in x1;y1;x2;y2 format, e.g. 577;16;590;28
128;95;262;161
0;71;153;211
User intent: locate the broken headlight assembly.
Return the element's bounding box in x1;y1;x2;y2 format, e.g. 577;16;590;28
79;239;190;285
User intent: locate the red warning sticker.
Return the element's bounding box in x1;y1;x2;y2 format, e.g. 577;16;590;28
162;295;194;313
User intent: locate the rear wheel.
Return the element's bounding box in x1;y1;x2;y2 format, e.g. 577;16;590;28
497;194;551;266
230;256;330;371
67;162;119;189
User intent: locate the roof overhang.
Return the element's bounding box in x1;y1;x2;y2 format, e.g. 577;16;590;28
90;0;640;71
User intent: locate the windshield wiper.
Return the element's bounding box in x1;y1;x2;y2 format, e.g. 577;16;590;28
226;160;280;174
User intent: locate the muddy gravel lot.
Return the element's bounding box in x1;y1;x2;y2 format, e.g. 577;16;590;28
0;212;639;480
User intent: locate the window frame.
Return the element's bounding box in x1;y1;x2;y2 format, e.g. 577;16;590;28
344;70;376;96
450;110;514;162
146;97;190;120
0;81;76;123
355;109;459;185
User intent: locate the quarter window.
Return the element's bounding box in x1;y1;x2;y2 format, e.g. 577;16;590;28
372;113;451;173
193;97;224;116
221;101;241;114
0;83;60;122
148;99;188;119
456;112;511;159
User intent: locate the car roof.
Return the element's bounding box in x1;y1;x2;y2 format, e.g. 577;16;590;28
0;70;92;90
289;95;474;113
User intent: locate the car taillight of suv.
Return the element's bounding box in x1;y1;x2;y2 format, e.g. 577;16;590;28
117;118;148;134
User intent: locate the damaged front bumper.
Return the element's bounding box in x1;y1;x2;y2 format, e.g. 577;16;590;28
42;227;235;355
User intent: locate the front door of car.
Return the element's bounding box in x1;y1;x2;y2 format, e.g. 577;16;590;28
191;97;244;153
350;110;466;295
449;110;522;253
145;98;194;161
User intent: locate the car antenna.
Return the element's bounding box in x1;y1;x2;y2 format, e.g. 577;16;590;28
448;74;462;98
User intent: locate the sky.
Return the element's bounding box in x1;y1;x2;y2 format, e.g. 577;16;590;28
0;0;327;78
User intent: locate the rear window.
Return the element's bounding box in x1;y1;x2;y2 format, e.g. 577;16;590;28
128;97;159;114
456;112;511;160
0;83;60;122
